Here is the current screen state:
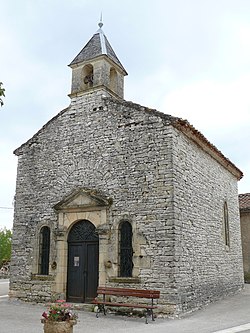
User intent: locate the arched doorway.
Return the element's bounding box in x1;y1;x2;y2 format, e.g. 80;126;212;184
67;220;99;303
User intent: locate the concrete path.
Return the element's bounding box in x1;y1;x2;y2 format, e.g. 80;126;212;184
0;278;9;297
1;284;250;333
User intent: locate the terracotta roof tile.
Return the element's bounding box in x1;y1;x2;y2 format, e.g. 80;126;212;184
239;193;250;210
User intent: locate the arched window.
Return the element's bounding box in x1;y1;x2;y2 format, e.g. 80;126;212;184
119;221;133;277
82;64;93;89
109;67;117;93
38;226;50;275
223;201;230;247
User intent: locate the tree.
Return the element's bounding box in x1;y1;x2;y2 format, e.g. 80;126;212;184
0;228;12;267
0;82;5;106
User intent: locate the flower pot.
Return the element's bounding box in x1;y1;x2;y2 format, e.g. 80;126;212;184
42;320;77;333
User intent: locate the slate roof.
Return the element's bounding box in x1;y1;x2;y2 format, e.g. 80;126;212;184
69;25;127;74
239;193;250;211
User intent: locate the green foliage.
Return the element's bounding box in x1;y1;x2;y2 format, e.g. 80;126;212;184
0;82;5;106
0;228;12;267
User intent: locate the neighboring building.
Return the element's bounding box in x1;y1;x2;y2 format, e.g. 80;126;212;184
10;22;244;316
239;193;250;282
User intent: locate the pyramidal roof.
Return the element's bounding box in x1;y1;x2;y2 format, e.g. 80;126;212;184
69;22;127;74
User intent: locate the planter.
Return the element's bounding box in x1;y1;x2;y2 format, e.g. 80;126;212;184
41;319;77;333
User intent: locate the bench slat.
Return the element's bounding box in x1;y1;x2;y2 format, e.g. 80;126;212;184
97;287;160;299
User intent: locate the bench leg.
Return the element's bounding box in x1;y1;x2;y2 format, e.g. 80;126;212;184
151;309;155;321
96;305;100;318
145;309;155;323
96;304;106;318
96;307;99;318
145;309;152;324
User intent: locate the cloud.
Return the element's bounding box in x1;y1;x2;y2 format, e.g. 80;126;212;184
0;143;16;230
161;75;250;134
157;74;250;194
1;0;250;230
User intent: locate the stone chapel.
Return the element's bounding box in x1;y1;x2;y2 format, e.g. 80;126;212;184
10;22;244;316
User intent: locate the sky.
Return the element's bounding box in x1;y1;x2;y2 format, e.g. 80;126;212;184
0;0;250;230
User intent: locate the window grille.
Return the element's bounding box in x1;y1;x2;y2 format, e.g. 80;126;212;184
119;221;133;277
68;220;98;242
39;226;50;275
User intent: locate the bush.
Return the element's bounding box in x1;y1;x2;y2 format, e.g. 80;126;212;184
0;228;12;268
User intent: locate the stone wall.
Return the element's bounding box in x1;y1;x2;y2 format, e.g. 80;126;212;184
172;127;244;313
10;91;243;315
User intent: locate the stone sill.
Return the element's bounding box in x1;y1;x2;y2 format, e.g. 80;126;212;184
108;277;141;284
31;274;54;281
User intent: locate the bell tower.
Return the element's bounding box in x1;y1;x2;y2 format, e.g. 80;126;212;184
69;21;127;100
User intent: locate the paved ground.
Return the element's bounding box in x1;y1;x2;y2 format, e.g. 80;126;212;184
0;278;9;295
2;284;250;333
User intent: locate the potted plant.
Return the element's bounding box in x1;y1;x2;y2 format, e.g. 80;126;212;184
41;300;78;333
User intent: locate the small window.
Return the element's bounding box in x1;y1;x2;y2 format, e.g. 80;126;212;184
110;67;117;92
38;226;50;275
119;221;133;277
223;201;230;247
82;64;93;88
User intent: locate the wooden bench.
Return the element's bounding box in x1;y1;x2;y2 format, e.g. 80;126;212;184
92;286;160;324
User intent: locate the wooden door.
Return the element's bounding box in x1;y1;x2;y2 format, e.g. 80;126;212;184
67;220;99;303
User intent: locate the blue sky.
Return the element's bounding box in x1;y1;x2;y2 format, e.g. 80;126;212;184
1;0;250;229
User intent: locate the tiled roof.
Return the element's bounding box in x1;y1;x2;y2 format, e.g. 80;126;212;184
239;193;250;211
69;27;127;74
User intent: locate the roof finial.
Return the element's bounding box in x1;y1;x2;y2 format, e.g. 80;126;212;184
98;12;103;29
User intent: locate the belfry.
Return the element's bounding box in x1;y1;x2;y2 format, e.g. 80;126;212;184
69;21;127;99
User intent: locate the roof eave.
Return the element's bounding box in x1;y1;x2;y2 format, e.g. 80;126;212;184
68;54;128;75
240;208;250;213
13;107;70;157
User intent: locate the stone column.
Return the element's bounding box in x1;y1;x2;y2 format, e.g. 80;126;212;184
51;225;68;299
96;224;111;285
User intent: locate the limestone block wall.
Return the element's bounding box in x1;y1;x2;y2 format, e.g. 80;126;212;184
71;57;124;99
171;127;244;313
10;93;177;309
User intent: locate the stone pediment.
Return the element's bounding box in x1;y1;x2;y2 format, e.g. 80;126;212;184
54;188;111;211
